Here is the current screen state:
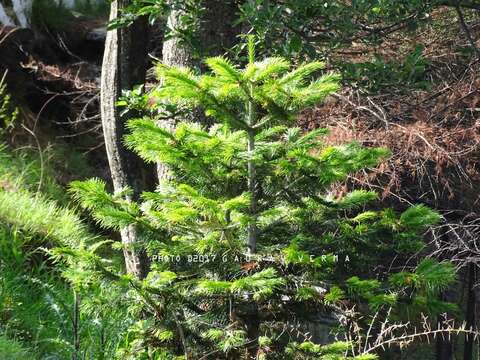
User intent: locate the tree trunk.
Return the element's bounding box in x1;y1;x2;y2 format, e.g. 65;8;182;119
247;108;257;254
245;60;260;359
436;336;453;360
72;289;80;360
200;0;240;57
464;263;476;360
156;2;195;181
156;0;240;181
0;3;14;26
101;0;150;278
435;226;455;360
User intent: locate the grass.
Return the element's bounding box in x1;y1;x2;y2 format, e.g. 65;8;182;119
0;140;94;203
0;123;99;358
0;224;75;358
0;142;90;356
0;189;98;247
0;79;134;358
0;333;31;360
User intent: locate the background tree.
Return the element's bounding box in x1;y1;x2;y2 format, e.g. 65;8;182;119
100;0;152;278
156;0;198;181
157;0;239;180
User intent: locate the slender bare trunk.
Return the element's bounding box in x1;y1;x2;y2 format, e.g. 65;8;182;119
101;0;150;278
435;226;455;360
246;68;260;358
456;4;480;59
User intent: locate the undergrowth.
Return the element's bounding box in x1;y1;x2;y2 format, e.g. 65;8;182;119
0;81;120;358
0;333;30;360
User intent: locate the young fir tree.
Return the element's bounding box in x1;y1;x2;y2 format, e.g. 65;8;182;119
68;39;456;359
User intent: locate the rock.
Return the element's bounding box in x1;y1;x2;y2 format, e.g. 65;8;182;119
303;313;340;344
0;4;15;27
86;27;106;42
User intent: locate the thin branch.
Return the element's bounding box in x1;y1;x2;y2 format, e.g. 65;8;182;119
455;4;480;59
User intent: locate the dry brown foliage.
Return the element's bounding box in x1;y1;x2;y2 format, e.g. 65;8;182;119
301;8;480;216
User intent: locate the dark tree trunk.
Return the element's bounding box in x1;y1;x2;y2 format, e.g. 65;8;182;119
101;0;151;278
436;337;453;360
464;263;477;360
435;225;455;360
200;0;240;57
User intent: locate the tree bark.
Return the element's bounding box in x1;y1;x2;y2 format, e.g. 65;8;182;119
436;336;453;360
156;0;240;181
101;0;150;278
156;2;195;181
435;226;455;360
464;263;476;360
0;3;14;26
